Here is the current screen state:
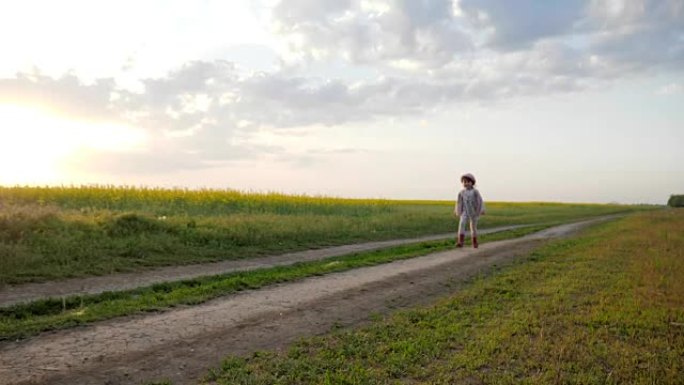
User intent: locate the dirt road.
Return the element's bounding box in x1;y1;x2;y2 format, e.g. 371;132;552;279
0;225;528;307
0;218;612;385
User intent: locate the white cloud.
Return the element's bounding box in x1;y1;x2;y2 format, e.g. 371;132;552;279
271;0;684;77
0;71;120;123
272;0;472;68
656;82;683;95
458;0;587;49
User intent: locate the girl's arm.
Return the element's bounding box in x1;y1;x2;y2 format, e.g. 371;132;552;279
476;189;485;215
455;192;463;216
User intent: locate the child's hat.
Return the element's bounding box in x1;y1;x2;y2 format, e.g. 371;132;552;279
461;173;476;183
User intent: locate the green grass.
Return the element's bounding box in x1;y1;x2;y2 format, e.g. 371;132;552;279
0;185;652;284
199;209;683;385
0;225;549;340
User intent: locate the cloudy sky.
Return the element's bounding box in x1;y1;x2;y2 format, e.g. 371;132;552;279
1;0;682;204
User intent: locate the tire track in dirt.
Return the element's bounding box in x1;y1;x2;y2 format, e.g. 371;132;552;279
0;225;529;307
0;217;617;385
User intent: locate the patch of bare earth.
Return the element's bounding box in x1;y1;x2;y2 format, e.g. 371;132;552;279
0;219;610;385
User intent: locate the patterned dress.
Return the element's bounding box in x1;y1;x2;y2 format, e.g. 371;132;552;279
455;188;484;236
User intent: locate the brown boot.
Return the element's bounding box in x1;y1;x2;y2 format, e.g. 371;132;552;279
472;236;478;248
456;234;465;248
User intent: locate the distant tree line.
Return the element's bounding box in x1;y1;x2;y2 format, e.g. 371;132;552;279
668;195;684;207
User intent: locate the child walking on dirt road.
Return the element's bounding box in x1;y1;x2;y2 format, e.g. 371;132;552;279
454;173;485;248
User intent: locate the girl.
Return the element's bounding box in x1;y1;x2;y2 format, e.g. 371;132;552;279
454;173;485;248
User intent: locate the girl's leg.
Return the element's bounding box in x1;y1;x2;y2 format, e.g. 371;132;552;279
456;215;467;247
468;216;478;237
469;217;479;248
458;215;468;236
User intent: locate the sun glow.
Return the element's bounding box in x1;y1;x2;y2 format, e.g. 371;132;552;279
0;104;147;185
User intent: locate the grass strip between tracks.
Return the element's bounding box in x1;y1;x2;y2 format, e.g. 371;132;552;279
196;210;683;385
0;224;551;340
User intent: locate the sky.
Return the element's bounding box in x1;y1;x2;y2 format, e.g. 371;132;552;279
0;0;683;204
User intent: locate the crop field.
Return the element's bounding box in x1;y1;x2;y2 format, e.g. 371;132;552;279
0;186;651;284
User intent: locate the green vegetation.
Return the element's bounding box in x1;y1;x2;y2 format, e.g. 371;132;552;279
202;210;683;385
0;225;548;340
668;194;684;207
0;186;650;284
